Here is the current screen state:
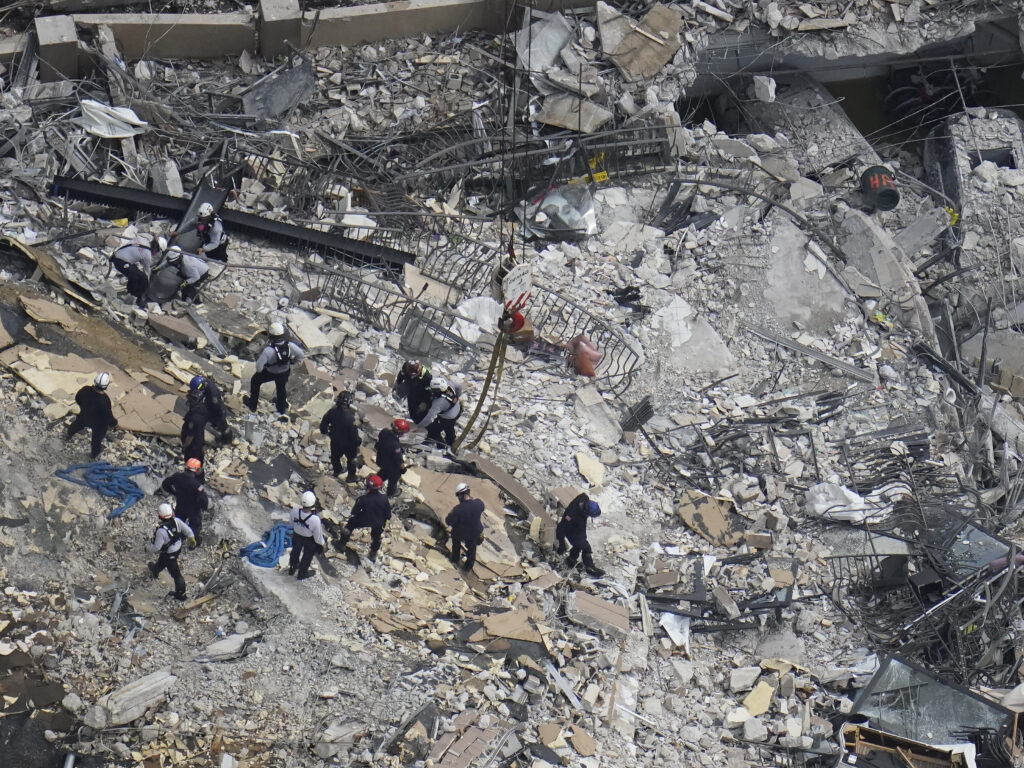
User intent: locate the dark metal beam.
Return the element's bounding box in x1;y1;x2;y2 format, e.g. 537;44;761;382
50;176;415;268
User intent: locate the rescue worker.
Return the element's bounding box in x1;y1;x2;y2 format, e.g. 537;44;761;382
66;372;117;459
375;418;409;497
188;374;232;442
289;490;325;581
394;360;432;421
446;482;485;572
147;502;195;600
334;475;391;562
180;401;208;466
164;245;209;304
110;234;157;308
244;322;305;416
555;492;605;577
320;391;361;481
418;377;462;449
161;458;209;546
172;202;230;262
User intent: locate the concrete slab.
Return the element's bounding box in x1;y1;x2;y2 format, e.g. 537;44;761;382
35;16;79;82
304;0;502;48
259;0;300;59
72;13;255;60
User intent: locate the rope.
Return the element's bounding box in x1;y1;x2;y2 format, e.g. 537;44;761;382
56;461;148;519
238;522;292;568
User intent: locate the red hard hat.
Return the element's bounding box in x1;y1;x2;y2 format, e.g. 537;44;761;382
186;458;202;472
366;474;383;490
393;418;410;434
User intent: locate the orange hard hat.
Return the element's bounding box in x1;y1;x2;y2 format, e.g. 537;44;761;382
186;458;202;472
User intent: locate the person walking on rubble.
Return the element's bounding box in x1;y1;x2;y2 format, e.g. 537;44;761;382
555;492;605;577
66;372;118;459
394;360;433;421
181;400;208;466
289;491;326;581
418;377;463;449
188;374;233;443
110;233;158;308
161;458;209;547
164;245;210;304
334;475;391;563
147;502;196;601
320;390;361;482
244;321;305;418
446;482;485;572
172;202;230;263
375;418;409;498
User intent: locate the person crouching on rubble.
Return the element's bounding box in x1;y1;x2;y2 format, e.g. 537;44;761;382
417;377;463;449
334;475;391;563
164;245;210;304
555;492;605;577
171;202;230;263
188;374;233;444
147;503;195;601
66;372;118;459
110;233;160;308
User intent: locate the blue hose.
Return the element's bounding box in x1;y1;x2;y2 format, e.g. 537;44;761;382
239;522;293;568
56;461;148;519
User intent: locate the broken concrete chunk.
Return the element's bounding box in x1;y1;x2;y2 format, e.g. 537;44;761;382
729;666;761;693
712;585;741;620
83;668;177;728
753;75;776;102
565;590;630;639
193;632;262;662
573;385;622;448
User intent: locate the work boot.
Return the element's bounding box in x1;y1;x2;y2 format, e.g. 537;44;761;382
346;469;358;483
169;590;187;601
555;541;566;555
367;545;380;563
332;531;351;552
147;562;158;579
297;570;316;581
287;566;296;576
243;395;256;412
584;565;605;577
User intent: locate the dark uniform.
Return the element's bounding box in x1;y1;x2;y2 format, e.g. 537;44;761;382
446;497;485;571
147;516;194;600
161;471;209;544
67;385;117;459
395;364;432;421
375;427;405;497
181;405;207;465
336;490;391;561
189;378;228;434
320;403;361;480
555;493;603;575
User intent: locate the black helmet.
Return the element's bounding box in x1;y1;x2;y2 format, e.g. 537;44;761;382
337;391;353;407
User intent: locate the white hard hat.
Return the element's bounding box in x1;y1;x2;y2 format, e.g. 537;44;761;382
433;377;449;393
158;502;175;519
156;236;168;251
94;371;110;389
455;482;470;496
198;202;215;217
269;321;286;337
301;491;316;508
166;245;182;260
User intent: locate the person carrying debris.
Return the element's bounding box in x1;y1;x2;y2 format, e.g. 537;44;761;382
555;492;605;577
375;418;409;497
320;391;361;482
289;491;325;581
66;372;118;459
147;502;196;601
181;401;208;466
172;202;230;263
446;482;485;572
110;234;158;308
417;377;462;449
394;360;432;421
244;322;305;417
164;245;210;304
161;458;209;547
334;475;391;563
188;374;232;443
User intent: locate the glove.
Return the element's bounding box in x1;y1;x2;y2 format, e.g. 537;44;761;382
188;538;197;550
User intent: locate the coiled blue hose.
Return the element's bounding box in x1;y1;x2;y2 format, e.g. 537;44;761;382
239;522;292;568
56;461;148;519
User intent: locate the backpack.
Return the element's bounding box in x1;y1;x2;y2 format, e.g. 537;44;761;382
272;341;292;365
160;520;182;552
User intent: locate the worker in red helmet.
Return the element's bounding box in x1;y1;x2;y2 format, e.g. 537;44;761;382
375;418;408;497
160;457;209;546
334;475;392;562
394;360;432;421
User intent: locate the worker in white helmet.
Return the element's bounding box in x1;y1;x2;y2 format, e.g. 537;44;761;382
147;503;195;600
445;482;485;571
244;321;305;417
110;233;158;308
171;201;230;262
66;372;118;459
164;245;209;304
289;491;325;580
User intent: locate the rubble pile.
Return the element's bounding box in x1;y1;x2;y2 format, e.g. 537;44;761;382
3;2;1024;768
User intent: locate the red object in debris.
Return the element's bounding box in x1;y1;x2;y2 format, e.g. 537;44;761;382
508;311;526;333
568;334;603;377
